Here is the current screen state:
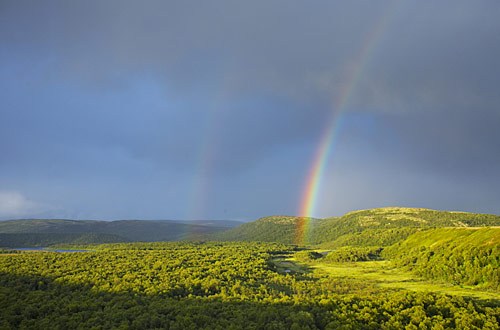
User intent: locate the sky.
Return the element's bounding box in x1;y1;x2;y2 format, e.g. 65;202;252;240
1;1;499;221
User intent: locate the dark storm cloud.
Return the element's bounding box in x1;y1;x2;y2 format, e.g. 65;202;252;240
1;0;349;175
1;1;499;218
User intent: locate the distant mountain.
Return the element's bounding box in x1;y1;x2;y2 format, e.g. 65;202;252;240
168;220;244;228
0;219;241;247
214;207;500;246
0;233;129;247
3;208;498;248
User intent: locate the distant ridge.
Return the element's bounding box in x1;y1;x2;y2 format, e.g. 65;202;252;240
2;208;498;248
0;219;242;247
213;207;500;246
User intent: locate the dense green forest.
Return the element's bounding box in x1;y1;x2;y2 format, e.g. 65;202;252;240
1;242;499;329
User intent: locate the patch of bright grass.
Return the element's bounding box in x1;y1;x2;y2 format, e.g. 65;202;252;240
289;257;500;301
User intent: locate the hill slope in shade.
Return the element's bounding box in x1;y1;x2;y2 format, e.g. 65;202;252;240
0;219;241;247
211;216;315;244
215;207;500;246
0;232;129;247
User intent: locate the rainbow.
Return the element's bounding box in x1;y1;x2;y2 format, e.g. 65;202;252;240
187;85;232;236
295;4;398;245
188;94;227;222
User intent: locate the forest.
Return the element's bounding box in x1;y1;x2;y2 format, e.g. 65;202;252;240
0;239;499;329
1;208;499;329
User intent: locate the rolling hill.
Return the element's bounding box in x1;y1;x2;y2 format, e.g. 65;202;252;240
2;207;498;248
214;207;500;246
382;227;500;289
211;216;307;244
0;219;242;247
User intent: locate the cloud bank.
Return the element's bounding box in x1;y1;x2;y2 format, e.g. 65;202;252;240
0;1;499;219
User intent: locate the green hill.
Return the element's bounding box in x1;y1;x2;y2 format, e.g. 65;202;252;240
0;219;241;247
211;216;312;244
215;207;500;246
312;207;500;245
4;208;498;248
383;227;500;289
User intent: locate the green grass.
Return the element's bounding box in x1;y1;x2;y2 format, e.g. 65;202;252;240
270;256;311;274
291;257;500;301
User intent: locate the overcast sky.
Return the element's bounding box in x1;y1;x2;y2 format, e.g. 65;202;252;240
1;1;499;220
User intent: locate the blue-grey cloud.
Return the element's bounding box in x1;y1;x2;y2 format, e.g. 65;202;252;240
0;1;499;219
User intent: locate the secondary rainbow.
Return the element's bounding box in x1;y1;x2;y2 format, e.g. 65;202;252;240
295;5;398;245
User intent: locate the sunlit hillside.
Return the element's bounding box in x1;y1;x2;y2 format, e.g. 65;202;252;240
215;207;500;246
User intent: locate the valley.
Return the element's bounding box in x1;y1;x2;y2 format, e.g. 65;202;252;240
1;207;499;329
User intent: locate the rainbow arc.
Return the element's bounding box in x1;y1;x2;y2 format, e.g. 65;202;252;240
296;4;398;245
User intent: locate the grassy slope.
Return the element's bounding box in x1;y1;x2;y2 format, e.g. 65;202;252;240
383;227;500;290
312;207;500;245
